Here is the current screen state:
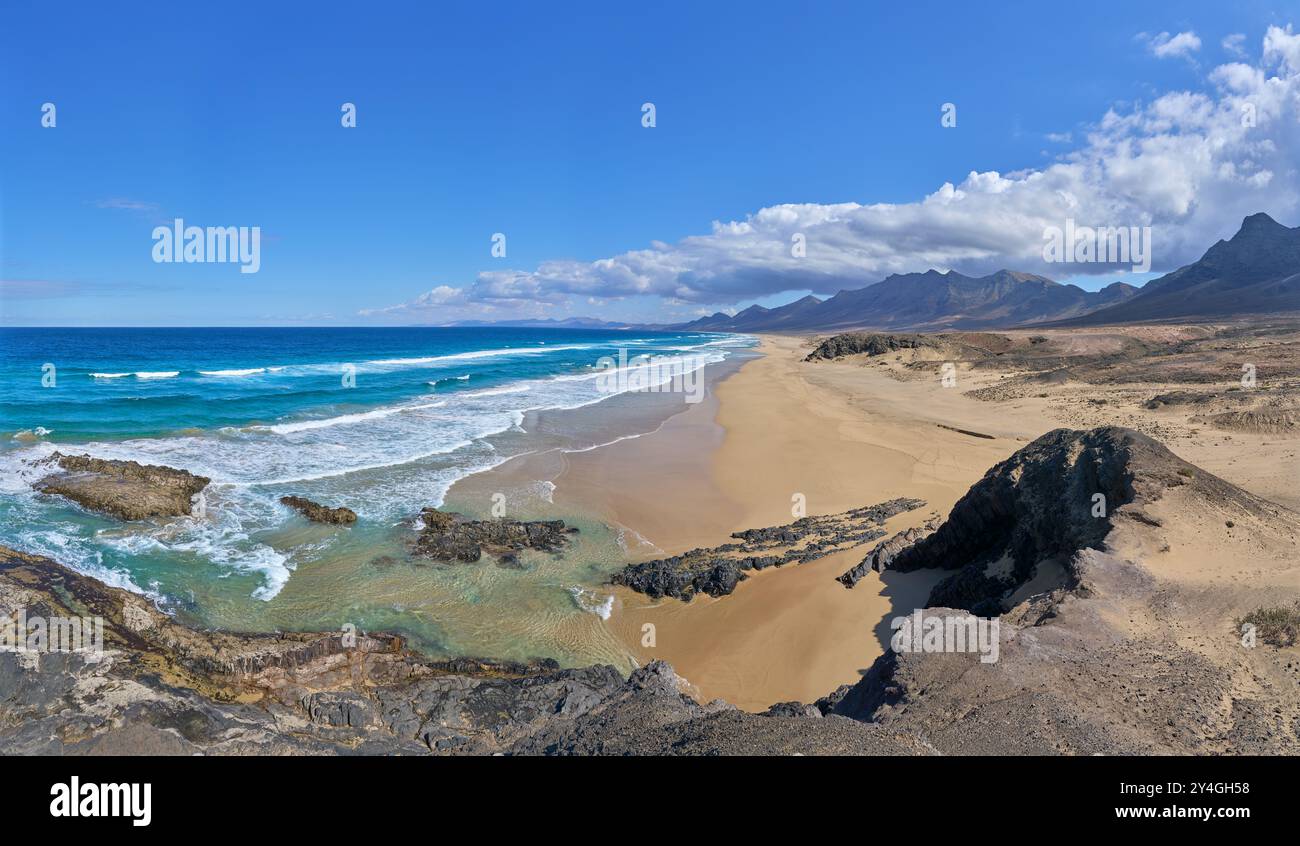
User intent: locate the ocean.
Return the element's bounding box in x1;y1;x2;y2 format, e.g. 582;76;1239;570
0;326;755;668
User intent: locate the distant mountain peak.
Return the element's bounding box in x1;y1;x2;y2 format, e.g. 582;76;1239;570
1238;212;1285;234
1057;211;1298;325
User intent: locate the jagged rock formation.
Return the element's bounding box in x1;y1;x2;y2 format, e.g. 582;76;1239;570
411;508;575;563
280;496;358;525
870;427;1255;614
815;426;1300;754
837;518;940;588
32;452;209;520
611;498;925;600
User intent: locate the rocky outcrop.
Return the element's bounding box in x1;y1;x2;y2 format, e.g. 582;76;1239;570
0;545;927;755
837;518;940;588
809;426;1300;754
872;426;1265;614
280;496;357;525
32;452;209;520
805;333;935;361
883;431;1206;608
411;508;575;563
612;498;925;600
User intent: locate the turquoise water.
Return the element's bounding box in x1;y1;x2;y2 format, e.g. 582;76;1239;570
0;327;754;665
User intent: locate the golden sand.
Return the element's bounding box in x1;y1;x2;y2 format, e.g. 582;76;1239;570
455;332;1298;711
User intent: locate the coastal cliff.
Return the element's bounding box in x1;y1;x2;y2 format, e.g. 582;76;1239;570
4;426;1298;754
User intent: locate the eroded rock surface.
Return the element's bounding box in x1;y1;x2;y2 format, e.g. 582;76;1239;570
411;508;575;563
805;333;936;361
32;452;209;520
837;518;941;588
816;427;1300;754
612;498;926;600
0;546;925;755
280;496;357;525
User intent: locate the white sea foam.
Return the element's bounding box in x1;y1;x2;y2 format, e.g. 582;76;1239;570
368;343;593;367
200;367;266;377
253;400;447;435
91;372;131;379
2;335;754;605
463;385;531;398
569;586;615;620
135;371;180;379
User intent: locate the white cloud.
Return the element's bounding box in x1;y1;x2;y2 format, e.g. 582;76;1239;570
370;25;1300;319
1223;33;1248;58
1144;30;1203;60
1264;23;1300;73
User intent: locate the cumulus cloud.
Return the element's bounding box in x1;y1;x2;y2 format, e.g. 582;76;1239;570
372;25;1300;319
1223;33;1248;58
1143;30;1203;60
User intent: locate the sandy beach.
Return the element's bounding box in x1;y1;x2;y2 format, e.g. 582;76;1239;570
451;335;1053;708
601;335;1061;709
452;326;1299;711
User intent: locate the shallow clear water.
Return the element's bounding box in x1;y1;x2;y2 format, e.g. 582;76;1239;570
0;326;754;668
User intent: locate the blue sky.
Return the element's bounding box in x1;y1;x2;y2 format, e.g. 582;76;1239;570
2;0;1296;326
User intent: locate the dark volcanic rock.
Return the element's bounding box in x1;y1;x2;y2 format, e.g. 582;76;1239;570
805;333;935;361
837;518;940;588
32;452;209;520
411;508;574;563
280;495;357;525
877;426;1269;613
612;497;925;600
0;546;928;756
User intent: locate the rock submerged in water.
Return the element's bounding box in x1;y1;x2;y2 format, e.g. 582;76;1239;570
280;495;357;525
32;451;209;521
411;507;575;563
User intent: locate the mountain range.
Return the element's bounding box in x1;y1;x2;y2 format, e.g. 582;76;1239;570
676;271;1138;332
430;214;1297;334
673;213;1298;333
1054;212;1300;325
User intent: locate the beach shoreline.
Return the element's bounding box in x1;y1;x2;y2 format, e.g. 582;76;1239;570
456;324;1299;710
452;334;1055;709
